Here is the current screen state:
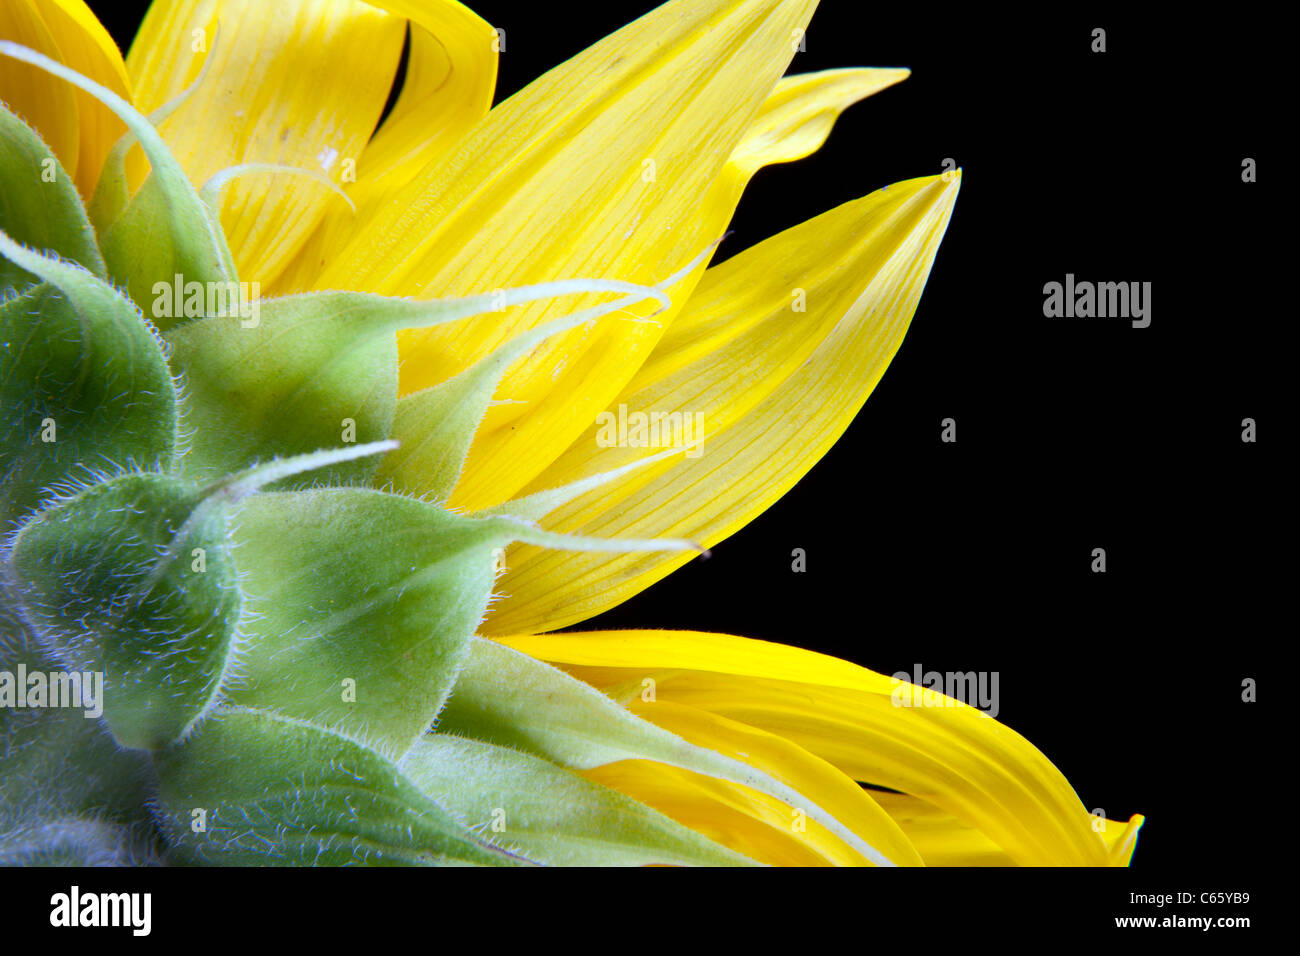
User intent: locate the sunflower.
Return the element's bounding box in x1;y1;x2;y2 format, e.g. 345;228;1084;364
0;0;1142;866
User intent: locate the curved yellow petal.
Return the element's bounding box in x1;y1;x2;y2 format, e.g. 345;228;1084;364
309;0;820;512
870;791;1019;866
727;67;908;175
355;0;497;194
584;759;861;866
270;0;498;293
502;629;898;691
32;0;130;196
623;698;925;866
485;172;958;635
126;0;407;287
122;0;213;110
499;631;1121;866
447;67;907;512
454;67;907;510
0;0;80;177
1104;813;1144;866
872;792;1143;867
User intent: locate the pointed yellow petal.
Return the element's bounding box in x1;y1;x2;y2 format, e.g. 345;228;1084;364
270;0;498;294
0;0;80;177
449;67;908;511
485;172;958;635
461;68;909;515
447;67;907;512
623;698;925;866
1105;813;1144;866
502;629;895;690
310;0;821;512
727;67;909;175
872;792;1143;867
500;631;1117;866
32;0;130;197
126;0;407;286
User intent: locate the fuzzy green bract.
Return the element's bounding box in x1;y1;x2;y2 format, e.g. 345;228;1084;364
0;104;105;286
225;488;508;755
11;473;240;750
0;636;158;865
152;708;522;866
0;232;177;527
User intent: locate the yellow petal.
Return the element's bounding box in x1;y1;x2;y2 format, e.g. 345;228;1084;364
500;631;1118;866
0;0;80;177
118;0;217;191
870;791;1019;866
873;790;1138;868
311;0;820;512
1104;813;1144;866
449;67;907;512
583;760;860;866
485;172;958;635
727;67;909;176
871;793;1143;867
622;698;925;866
126;0;407;287
270;0;498;293
32;0;131;196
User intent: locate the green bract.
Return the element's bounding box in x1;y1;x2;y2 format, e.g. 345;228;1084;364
0;105;106;286
0;68;850;866
12;473;240;750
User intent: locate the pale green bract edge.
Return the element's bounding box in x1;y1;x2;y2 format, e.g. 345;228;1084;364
399;734;757;866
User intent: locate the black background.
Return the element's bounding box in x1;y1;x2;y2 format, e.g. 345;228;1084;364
78;0;1276;888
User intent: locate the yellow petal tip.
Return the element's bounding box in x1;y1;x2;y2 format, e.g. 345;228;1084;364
1109;814;1146;866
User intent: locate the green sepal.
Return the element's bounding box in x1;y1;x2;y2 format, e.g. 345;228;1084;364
87;45;221;232
163;293;417;487
98;180;237;326
9;473;240;751
226;487;698;759
152;707;525;866
227;488;515;756
439;638;715;767
0;103;106;288
0;234;177;528
400;735;753;866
